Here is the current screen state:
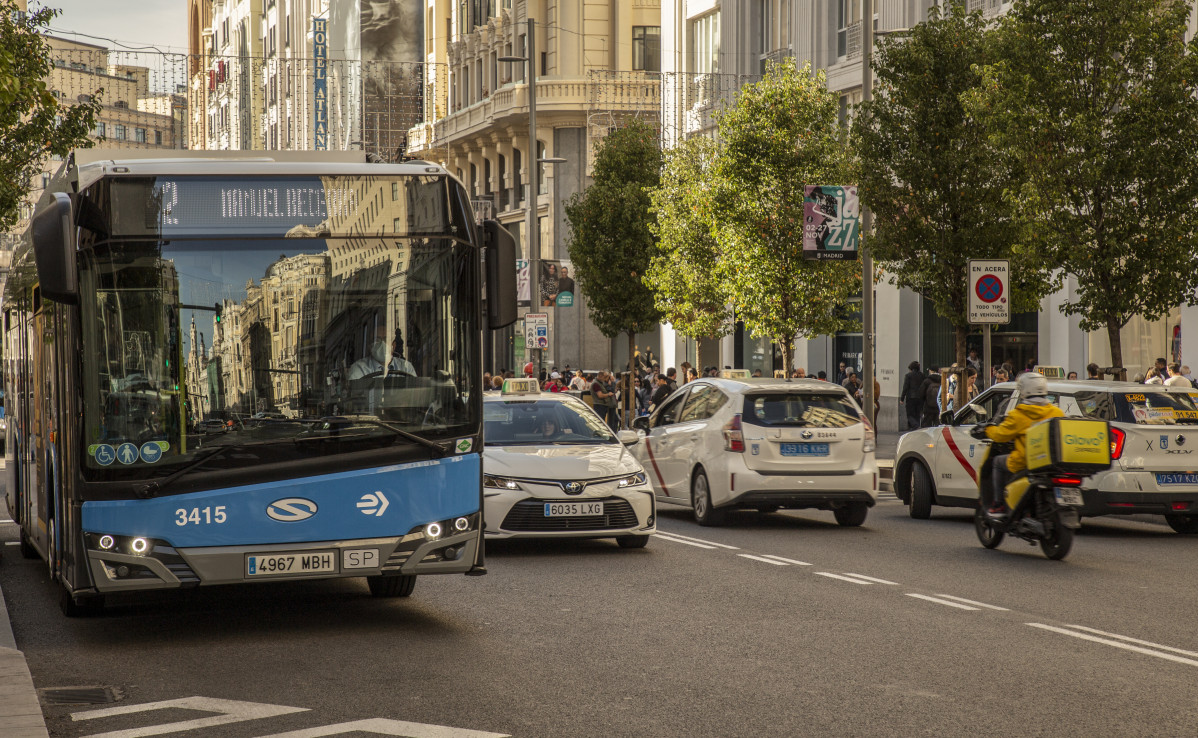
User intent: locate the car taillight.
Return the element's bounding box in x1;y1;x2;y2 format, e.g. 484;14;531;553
861;414;876;453
1051;475;1083;487
723;414;744;452
1109;427;1126;460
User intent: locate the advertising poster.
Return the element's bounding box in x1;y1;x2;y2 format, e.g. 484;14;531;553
517;259;530;306
803;185;860;261
538;260;575;308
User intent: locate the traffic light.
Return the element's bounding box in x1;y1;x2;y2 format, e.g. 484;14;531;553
214;302;223;323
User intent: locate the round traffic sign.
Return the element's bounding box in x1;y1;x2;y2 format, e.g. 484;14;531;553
975;274;1003;303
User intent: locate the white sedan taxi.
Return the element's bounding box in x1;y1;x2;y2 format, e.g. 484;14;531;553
482;379;655;547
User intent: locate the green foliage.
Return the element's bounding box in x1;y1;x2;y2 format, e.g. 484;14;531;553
707;60;860;372
852;0;1054;365
645;135;731;345
564;118;663;340
0;1;100;229
964;0;1198;367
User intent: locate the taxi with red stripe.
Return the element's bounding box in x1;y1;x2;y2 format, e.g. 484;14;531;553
894;379;1198;532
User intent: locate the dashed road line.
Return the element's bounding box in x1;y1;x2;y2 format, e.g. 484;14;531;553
654;533;717;550
841;573;898;585
760;554;812;566
737;553;789;565
815;572;874;585
933;594;1008;611
655;531;740;549
1027;623;1198;668
906;594;980;611
72;696;308;738
1049;624;1198;659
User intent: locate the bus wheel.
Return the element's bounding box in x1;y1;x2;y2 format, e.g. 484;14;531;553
18;529;37;559
59;589;105;618
367;574;416;598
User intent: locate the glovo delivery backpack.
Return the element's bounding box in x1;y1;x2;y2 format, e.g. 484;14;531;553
1007;417;1111;509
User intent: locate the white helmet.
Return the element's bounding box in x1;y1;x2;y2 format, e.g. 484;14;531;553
1017;372;1049;399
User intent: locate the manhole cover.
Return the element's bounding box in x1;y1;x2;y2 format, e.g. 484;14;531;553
39;686;121;705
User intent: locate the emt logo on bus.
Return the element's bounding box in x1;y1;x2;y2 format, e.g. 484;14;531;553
266;498;318;522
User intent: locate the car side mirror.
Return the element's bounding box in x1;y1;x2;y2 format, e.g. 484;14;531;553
31;192;78;304
939;410;953;426
617;430;639;446
631;416;650;432
965;403;988;422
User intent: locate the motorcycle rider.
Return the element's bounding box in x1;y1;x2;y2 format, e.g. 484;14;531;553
980;372;1064;518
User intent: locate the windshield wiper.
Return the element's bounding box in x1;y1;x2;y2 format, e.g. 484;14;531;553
333;418;448;453
135;442;260;498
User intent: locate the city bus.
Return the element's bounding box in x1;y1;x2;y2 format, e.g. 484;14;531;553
4;150;516;615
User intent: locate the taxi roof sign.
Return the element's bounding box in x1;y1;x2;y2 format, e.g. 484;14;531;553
502;378;540;395
721;369;751;379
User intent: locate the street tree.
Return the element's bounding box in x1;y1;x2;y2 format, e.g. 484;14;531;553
645;134;730;370
964;0;1198;372
564;117;662;418
853;0;1053;367
708;60;860;375
0;1;100;230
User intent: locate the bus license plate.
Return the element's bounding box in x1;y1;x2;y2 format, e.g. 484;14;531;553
544;501;604;517
1054;488;1084;506
246;551;336;577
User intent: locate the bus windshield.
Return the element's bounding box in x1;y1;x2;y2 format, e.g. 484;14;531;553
78;234;479;481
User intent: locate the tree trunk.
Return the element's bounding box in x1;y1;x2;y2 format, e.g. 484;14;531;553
780;336;794;376
1107;319;1125;381
626;330;637;429
954;323;969;370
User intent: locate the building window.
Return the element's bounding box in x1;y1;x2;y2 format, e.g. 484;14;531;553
690;12;720;74
155;129;162;145
40;173;49;189
837;0;859;59
114;124;126;140
134;127;146;143
632;27;661;72
93;121;105;137
391;182;399;200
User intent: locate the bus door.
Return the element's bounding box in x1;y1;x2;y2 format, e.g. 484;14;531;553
31;298;56;556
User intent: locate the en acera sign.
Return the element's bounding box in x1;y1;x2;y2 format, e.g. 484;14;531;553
968;259;1010;324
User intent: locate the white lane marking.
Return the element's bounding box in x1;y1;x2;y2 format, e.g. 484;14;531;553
737;553;788;566
654;533;717;550
760;554;812;566
815;572;873;585
1027;623;1198;668
1054;624;1198;660
72;696;307;738
655;530;739;549
841;573;898;585
905;594;980;611
257;717;509;737
933;594;1009;611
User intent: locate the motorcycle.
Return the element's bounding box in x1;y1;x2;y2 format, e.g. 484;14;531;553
968;421;1085;561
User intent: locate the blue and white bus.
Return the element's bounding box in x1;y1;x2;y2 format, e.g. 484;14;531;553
4;150;516;615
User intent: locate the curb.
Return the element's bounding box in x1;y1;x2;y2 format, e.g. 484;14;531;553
0;566;49;738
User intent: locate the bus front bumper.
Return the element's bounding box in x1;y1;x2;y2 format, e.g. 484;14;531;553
84;524;480;593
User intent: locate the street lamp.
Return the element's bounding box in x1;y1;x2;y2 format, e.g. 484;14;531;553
501;19;566;381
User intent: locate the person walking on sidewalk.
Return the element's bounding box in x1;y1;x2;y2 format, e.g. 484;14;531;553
900;360;924;430
920;366;942;428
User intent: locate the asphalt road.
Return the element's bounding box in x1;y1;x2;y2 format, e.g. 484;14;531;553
4;498;1198;737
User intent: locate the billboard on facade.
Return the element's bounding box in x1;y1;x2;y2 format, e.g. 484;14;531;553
803;185;860;260
538;260;575;308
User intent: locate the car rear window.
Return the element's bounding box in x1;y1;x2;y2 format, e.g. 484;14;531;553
742;392;861;428
1099;391;1198;425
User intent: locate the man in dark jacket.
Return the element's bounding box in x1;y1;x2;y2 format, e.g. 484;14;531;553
920;367;942;428
650;374;672;410
900;360;924;429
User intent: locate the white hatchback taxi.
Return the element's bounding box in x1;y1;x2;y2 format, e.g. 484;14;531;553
630;378;879;526
481;379;655;547
894;379;1198;533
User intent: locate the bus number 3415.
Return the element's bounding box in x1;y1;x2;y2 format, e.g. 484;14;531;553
175;506;228;526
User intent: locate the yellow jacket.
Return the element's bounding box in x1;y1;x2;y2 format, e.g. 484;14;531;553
984;402;1065;472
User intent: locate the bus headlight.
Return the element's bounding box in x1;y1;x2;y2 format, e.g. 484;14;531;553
130;537;149;555
454;517;470;531
98;535;115;550
425;522;443;539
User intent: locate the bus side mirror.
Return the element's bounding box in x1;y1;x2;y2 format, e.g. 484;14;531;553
31;192;79;304
483;220;517;329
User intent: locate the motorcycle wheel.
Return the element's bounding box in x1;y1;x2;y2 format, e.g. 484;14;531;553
974;507;1004;549
1039;510;1075;560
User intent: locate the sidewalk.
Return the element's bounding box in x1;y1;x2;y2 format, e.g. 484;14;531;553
0;562;49;737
